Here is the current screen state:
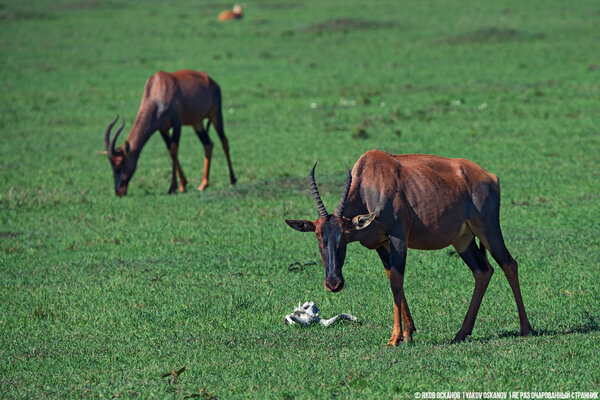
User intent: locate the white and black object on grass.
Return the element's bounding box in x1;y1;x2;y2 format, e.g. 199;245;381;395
284;301;357;327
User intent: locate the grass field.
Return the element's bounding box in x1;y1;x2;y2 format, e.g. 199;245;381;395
1;0;599;398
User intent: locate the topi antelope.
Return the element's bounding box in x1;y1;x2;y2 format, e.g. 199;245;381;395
104;70;236;196
285;150;532;346
218;4;243;22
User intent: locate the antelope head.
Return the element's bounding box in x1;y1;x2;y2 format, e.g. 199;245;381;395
104;116;137;196
285;163;376;292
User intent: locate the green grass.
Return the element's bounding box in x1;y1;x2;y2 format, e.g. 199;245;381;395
1;0;599;398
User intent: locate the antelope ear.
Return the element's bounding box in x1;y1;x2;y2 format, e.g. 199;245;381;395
123;141;131;157
285;219;316;232
352;212;376;230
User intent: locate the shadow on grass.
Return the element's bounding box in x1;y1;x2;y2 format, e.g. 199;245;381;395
298;18;397;34
455;310;600;345
528;310;600;337
434;27;546;45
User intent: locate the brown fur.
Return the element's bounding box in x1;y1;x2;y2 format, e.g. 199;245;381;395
286;150;532;345
104;70;236;196
218;5;242;21
345;151;499;251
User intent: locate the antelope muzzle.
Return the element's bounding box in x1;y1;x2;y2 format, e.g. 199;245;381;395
325;275;345;292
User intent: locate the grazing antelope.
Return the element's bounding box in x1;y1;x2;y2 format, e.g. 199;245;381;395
285;150;532;346
104;70;236;196
218;4;243;22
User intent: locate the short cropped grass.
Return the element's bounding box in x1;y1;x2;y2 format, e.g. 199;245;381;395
1;0;599;398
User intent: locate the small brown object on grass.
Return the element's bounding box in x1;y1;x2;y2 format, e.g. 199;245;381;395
218;4;242;22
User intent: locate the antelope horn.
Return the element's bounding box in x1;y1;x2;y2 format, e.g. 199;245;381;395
104;116;120;157
333;163;352;218
309;162;328;218
110;119;125;157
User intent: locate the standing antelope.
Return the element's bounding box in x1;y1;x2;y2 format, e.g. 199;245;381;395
285;150;532;346
104;70;236;196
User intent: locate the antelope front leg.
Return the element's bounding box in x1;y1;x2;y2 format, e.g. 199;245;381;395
169;120;187;193
386;268;403;346
159;130;179;194
168;143;187;193
387;232;414;346
387;269;415;345
378;245;415;346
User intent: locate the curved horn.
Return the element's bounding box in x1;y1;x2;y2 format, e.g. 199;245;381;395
104;116;120;156
309;162;328;218
333;163;352;218
109;119;125;157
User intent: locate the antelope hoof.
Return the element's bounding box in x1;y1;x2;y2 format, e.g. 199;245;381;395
168;184;178;194
452;331;470;343
386;336;402;347
178;183;187;193
198;181;209;191
230;176;237;185
521;324;533;337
